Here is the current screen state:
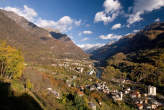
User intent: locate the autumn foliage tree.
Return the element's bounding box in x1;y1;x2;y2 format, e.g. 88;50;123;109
0;41;24;79
26;79;33;90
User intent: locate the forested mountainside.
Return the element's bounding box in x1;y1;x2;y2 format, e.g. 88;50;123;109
92;22;164;88
91;22;164;63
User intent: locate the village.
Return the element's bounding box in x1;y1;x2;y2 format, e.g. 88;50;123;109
47;70;164;110
77;79;164;110
47;76;164;110
41;59;164;110
109;84;164;110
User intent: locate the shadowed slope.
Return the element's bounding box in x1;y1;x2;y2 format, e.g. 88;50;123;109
0;81;43;110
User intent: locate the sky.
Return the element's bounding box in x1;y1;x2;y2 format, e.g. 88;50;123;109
0;0;164;51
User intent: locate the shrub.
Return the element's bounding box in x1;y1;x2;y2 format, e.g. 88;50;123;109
0;41;24;79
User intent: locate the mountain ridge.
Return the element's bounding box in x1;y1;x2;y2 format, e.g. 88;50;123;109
91;22;164;88
0;9;88;64
91;22;164;65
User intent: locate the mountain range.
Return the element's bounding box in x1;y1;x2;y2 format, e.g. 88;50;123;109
90;21;164;88
91;22;164;65
0;9;88;64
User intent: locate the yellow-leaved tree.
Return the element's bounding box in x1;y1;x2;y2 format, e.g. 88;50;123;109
26;79;33;90
0;41;24;79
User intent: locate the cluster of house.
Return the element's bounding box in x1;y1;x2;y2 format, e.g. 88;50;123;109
110;86;164;110
86;81;110;94
75;67;84;73
52;59;92;67
51;60;95;75
111;90;123;101
51;60;84;68
65;75;164;110
80;81;163;110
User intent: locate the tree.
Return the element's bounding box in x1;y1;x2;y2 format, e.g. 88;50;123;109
0;41;24;79
103;66;122;80
130;63;156;82
26;79;33;90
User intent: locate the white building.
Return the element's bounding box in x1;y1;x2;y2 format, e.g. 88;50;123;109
88;69;95;75
148;86;156;96
80;68;84;73
112;92;123;101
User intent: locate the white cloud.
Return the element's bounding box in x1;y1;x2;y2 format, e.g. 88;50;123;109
133;29;139;33
95;11;109;24
127;0;164;25
36;16;74;32
36;16;81;32
133;0;164;13
2;5;81;32
78;30;93;36
4;5;37;21
127;12;143;25
83;30;93;35
155;18;160;22
58;16;73;25
103;0;121;13
74;20;81;26
94;0;121;24
111;23;121;30
94;11;118;24
78;43;105;51
51;16;73;32
36;18;56;27
125;33;131;36
99;34;122;40
81;37;89;41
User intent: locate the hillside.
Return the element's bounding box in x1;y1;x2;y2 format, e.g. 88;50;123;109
91;22;164;88
0;79;44;110
0;9;88;64
91;22;164;64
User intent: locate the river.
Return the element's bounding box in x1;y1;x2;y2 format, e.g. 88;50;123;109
96;68;103;79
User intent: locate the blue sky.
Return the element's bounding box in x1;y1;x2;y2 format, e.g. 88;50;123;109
0;0;164;50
